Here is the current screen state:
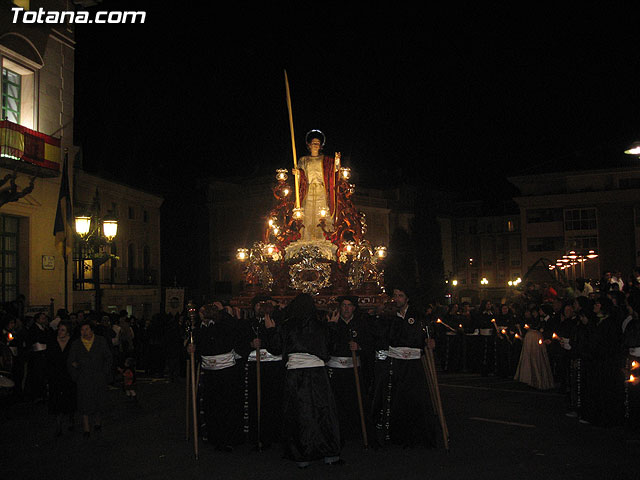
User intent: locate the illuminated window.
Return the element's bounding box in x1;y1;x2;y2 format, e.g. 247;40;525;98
1;58;35;129
2;68;20;124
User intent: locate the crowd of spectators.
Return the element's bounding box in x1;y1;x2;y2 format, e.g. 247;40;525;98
0;306;189;435
433;268;640;429
1;267;639;437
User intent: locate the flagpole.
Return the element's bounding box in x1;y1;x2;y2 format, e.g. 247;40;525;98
63;237;68;311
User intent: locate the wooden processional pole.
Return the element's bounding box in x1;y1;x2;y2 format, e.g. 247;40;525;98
186;301;199;460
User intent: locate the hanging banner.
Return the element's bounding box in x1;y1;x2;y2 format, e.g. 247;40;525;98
165;287;185;315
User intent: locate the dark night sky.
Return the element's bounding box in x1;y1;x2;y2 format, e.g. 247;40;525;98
74;2;640;199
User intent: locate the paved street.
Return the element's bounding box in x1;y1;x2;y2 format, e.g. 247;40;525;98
2;370;638;480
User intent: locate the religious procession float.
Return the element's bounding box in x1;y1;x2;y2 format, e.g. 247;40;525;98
231;73;388;311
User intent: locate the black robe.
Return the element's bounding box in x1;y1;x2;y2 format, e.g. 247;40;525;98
581;314;624;426
240;315;284;447
371;306;438;447
271;313;340;463
327;313;373;444
194;312;245;448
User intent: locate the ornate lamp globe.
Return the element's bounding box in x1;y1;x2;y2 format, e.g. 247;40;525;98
102;217;118;241
74;214;91;236
275;169;288;181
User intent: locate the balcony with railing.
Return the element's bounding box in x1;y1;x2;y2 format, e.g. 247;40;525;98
0;119;60;177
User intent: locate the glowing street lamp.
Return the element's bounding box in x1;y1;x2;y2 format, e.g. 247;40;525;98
73;192;118;314
74;214;91;237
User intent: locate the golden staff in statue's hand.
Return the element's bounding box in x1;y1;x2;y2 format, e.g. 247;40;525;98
284;70;301;210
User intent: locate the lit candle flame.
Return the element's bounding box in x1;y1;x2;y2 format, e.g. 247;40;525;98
491;318;496;323
7;332;14;341
514;334;521;339
629;375;636;383
552;333;558;340
524;324;530;329
632;361;639;369
459;324;463;329
501;329;506;334
538;339;543;345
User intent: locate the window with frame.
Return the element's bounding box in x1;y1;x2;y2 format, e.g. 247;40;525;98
1;58;35;129
2;68;20;124
564;208;597;231
0;215;19;302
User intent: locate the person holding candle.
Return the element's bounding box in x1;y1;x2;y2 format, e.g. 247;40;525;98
514;306;555;390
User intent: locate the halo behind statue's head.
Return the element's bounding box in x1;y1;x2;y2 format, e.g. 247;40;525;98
305;129;325;147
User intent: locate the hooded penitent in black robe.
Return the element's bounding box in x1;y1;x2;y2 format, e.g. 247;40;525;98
268;294;340;464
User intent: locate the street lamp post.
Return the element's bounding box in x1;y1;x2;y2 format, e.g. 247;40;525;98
74;190;118;314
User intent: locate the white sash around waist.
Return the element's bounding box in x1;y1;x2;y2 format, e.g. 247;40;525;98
387;346;421;360
286;353;325;369
630;347;640;357
201;351;236;371
32;342;47;352
376;350;388;361
326;355;360;369
480;328;494;336
247;349;283;362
